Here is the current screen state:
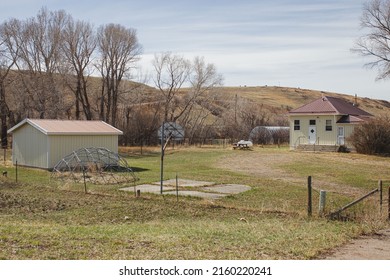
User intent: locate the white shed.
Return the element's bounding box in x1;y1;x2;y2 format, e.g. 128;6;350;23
7;119;123;169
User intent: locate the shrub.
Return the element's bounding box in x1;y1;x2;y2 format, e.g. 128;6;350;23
349;117;390;155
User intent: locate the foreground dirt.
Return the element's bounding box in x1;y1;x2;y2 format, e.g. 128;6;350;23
321;228;390;259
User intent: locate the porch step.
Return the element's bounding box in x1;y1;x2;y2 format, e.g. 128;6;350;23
296;144;340;152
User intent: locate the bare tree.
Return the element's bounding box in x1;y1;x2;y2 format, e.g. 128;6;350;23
0;18;27;122
179;57;223;142
152;52;191;122
153;53;223;124
11;8;69;118
221;96;271;140
62;18;96;120
119;97;162;146
353;0;390;80
0;22;18;148
96;23;142;126
183;56;223;119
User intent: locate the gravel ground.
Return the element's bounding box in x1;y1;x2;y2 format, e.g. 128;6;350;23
321;228;390;260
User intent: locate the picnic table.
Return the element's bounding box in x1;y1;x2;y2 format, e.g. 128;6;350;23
232;140;253;150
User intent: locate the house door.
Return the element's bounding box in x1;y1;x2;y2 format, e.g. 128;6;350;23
337;127;345;145
308;126;316;144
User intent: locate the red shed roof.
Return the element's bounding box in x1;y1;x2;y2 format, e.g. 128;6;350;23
289;96;372;116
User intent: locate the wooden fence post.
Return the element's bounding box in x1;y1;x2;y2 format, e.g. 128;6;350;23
379;180;383;214
388;186;390;221
308;176;312;217
83;167;87;194
176;173;179;202
319;190;326;216
15;159;18;183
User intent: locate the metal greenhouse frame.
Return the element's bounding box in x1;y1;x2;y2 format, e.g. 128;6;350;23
51;147;138;184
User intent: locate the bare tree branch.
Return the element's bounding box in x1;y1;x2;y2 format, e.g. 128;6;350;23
353;0;390;80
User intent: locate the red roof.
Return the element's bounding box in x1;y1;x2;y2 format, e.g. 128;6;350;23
289;96;372;116
336;115;371;124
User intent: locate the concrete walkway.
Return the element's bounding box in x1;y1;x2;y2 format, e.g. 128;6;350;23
120;179;251;199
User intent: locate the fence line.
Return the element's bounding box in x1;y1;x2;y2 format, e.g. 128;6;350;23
307;177;389;220
328;188;380;220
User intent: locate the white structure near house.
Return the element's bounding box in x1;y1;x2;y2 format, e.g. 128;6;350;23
249;126;290;144
7;119;123;169
289;96;372;150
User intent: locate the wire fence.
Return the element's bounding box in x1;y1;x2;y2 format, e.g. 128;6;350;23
307;176;390;221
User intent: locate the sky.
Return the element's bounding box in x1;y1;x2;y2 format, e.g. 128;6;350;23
1;0;389;100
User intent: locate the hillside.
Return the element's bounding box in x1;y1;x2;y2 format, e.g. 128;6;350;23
4;68;389;121
216;85;390;117
3;69;390;145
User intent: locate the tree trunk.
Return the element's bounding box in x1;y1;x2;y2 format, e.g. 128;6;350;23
0;82;8;148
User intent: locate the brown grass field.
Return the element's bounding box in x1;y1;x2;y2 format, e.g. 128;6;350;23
0;146;389;259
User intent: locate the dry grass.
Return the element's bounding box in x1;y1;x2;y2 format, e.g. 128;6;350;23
0;146;388;260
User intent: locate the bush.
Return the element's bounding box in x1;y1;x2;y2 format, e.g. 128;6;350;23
349;117;390;155
337;145;350;153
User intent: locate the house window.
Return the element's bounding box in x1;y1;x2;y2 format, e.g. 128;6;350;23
309;120;316;125
294;120;300;131
326;120;332;131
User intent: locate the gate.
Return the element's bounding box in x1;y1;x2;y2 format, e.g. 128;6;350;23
307;177;389;220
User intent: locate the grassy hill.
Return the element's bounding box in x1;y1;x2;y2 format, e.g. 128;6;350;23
4;70;390;146
5;68;390;122
215;85;390;117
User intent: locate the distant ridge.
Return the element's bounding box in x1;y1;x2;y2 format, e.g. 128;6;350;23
212;86;390;117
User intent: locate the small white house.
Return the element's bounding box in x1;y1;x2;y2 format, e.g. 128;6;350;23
289;96;372;150
7;119;123;169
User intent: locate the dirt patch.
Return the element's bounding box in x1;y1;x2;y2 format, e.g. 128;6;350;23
216;150;386;197
217;150;295;180
321;228;390;260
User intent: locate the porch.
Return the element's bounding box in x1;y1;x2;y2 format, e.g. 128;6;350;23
295;144;341;152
